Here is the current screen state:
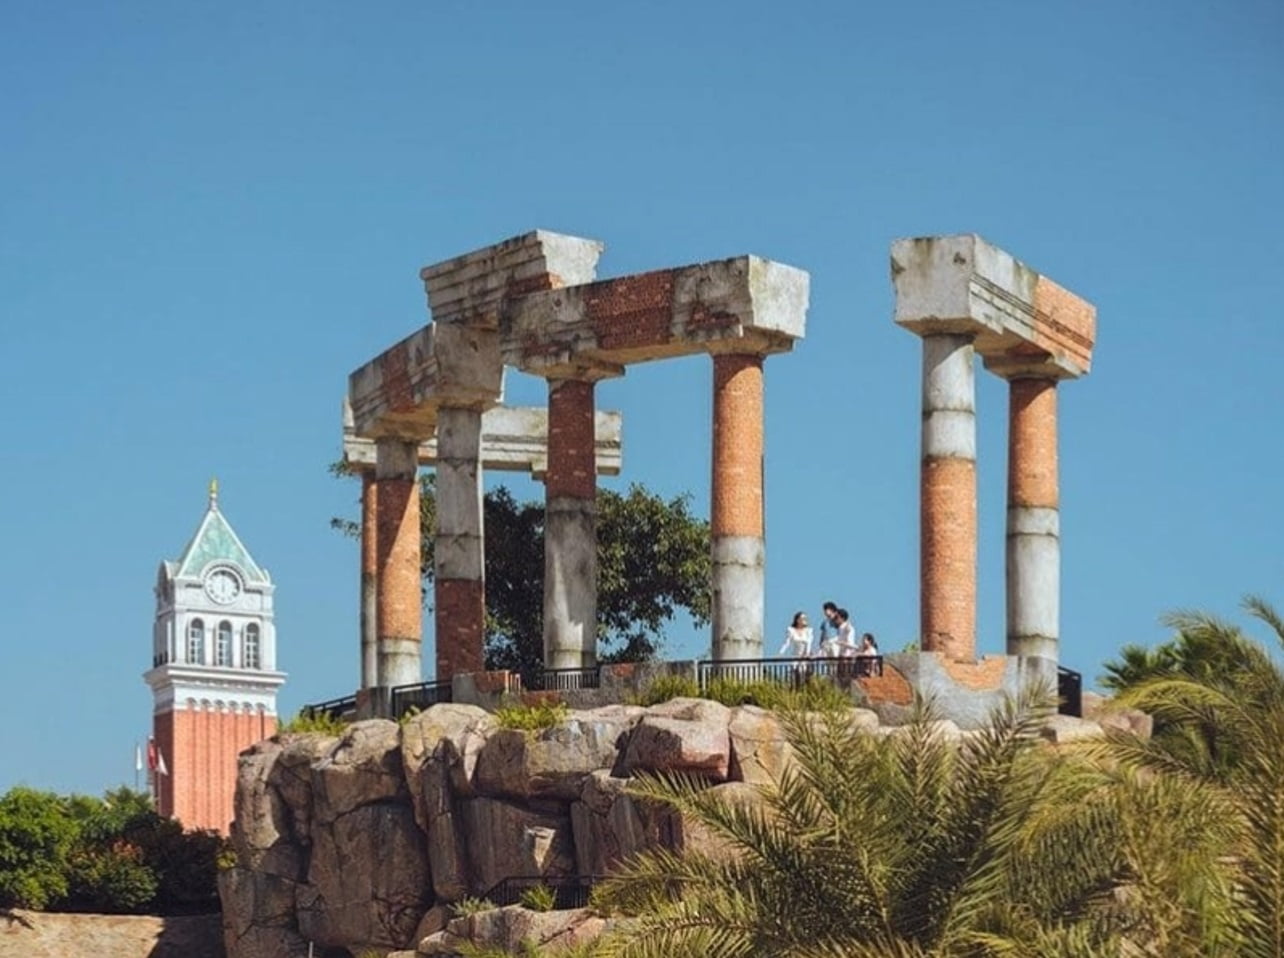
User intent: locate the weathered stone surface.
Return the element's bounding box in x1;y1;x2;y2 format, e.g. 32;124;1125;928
229;740;299;879
621;698;732;780
312;720;407;825
1095;707;1154;740
570;770;678;875
298;802;431;951
476;707;642;801
1040;714;1106;744
459;797;575;895
401;704;497;901
268;733;335;844
219;866;308;958
421;906;613;956
3;909;226;958
727;705;793;785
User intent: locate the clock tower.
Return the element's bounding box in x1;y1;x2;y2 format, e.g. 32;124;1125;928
143;481;286;834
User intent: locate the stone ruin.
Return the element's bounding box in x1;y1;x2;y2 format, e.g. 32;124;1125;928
345;230;809;708
334;229;1096;720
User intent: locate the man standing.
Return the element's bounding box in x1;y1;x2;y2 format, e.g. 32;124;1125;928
817;601;841;656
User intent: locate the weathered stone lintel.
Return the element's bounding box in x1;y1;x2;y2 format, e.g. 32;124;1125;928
421;230;605;326
349;324;504;439
891;234;1095;376
343;404;622;477
501;255;809;373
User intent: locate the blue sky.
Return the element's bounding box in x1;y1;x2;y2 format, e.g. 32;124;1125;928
2;1;1280;796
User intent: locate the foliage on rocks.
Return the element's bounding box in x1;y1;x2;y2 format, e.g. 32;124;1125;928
495;699;571;732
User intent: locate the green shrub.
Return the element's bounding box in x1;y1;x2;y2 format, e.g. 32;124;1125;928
452;895;495;917
631;673;699;706
519;883;557;912
63;842;158;913
0;787;77;909
278;709;348;735
704;675;851;712
495;699;570;732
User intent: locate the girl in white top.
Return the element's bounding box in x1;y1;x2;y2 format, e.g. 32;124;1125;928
778;611;814;658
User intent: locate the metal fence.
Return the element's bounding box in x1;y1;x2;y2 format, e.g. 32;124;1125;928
300;694;358;723
532;666;602;692
391;680;454;717
697;655;884;690
1057;666;1083;717
483;874;602;910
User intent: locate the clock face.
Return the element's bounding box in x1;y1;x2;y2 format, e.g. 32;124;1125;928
204;569;242;605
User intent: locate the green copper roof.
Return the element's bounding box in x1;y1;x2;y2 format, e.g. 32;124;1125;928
175;493;269;583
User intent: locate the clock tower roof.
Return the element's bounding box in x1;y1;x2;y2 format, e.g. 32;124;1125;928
172;481;270;584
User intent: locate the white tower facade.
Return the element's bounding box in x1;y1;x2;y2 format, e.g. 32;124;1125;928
142;482;286;833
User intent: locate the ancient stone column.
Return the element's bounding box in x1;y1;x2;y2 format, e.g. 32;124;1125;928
360;471;378;689
1004;375;1060;661
374;438;422;689
434;405;486;680
711;350;765;661
920;332;978;662
544;378;599;670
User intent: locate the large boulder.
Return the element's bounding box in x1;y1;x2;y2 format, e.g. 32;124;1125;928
620;698;732;780
229;733;334;879
1040;714;1106;744
219;866;309;958
727;706;793;786
297;802;431;951
476;706;643;801
459;797;575;895
569;771;679;876
311;720;407;825
420;906;612;956
400;704;498;901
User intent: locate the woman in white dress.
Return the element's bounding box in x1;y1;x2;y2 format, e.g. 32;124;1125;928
778;611;814;659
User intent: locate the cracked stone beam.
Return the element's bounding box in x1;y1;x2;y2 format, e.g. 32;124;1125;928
501;247;810;664
348;230;605;693
891;234;1095;669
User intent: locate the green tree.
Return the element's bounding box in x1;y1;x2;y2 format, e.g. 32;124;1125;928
588;687;1242;958
0;787;77;909
334;475;711;678
1108;596;1284;957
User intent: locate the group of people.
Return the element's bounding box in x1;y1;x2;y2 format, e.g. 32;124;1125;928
779;601;880;661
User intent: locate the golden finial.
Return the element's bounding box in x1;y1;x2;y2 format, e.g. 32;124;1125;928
209;477;219;505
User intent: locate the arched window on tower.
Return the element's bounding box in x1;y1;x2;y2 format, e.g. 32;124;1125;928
187;618;205;664
216;621;232;667
244;623;261;670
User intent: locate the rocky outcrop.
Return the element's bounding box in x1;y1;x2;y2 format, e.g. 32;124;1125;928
221;695;1143;957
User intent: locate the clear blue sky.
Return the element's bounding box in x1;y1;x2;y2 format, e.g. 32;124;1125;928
2;1;1280;796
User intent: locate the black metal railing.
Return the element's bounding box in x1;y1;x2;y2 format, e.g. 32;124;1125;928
301;694;358;723
483;874;602;910
532;666;602;692
1057;666;1083;717
697;655;884;690
391;679;453;717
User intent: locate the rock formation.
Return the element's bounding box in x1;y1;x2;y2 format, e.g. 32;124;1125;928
220;696;1145;957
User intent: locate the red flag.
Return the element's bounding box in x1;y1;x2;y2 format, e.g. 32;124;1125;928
147;738;158;772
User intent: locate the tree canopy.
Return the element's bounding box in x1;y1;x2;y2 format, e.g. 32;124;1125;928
334;475;711;678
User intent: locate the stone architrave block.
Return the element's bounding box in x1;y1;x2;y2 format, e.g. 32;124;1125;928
343;401;623;477
502;255;809;376
421;230;605;327
891;234;1096;377
348;323;504;440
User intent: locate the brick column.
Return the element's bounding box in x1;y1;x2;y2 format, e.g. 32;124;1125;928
359;471;378;689
544;378;598;670
711;351;765;661
375;439;422;689
434;406;485;680
1005;376;1060;661
920;333;977;662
